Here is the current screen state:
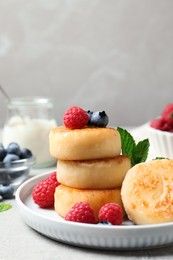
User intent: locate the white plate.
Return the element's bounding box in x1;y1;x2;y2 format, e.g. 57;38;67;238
16;172;173;250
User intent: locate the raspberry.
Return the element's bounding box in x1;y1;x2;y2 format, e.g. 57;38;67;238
160;119;173;131
150;104;173;132
65;202;96;224
63;106;89;129
150;118;164;130
162;104;173;122
32;171;60;208
98;203;123;225
150;118;173;132
49;171;58;182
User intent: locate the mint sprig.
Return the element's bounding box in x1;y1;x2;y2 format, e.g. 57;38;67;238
117;127;135;158
131;139;150;166
153;157;169;160
0;203;12;212
117;127;150;167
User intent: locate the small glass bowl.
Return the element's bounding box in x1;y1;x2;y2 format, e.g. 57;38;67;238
146;123;173;159
0;156;35;189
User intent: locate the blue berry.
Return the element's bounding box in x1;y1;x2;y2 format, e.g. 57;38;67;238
3;154;20;164
7;143;21;157
88;111;109;127
98;221;112;225
0;195;3;202
0;185;14;199
0;144;7;162
86;110;93;126
20;148;32;159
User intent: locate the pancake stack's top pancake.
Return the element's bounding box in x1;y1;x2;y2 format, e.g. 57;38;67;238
49;126;121;160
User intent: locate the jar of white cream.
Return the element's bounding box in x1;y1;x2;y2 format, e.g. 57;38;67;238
2;97;57;168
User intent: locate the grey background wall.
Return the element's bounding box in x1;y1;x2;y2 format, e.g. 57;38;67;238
0;0;173;127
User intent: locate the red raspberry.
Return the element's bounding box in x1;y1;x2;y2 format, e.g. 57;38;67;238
150;118;164;130
65;202;96;224
150;118;173;132
63;106;89;129
162;104;173;123
160;119;173;131
98;203;123;225
32;172;60;208
49;171;58;182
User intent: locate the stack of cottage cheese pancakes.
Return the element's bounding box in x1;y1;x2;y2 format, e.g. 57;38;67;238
49;106;173;225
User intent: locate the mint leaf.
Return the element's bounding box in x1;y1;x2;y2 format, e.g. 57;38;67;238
131;139;150;166
0;203;12;212
117;127;136;158
153;157;169;160
117;127;150;167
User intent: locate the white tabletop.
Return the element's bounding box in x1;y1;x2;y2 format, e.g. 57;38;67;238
1;129;173;260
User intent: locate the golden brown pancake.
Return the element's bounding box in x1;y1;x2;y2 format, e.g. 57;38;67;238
54;184;123;222
49;126;121;160
121;159;173;224
56;155;131;189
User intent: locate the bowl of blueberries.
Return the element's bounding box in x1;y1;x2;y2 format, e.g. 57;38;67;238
0;142;35;200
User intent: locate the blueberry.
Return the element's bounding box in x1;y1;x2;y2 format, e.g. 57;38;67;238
88;111;109;127
3;154;20;164
7;142;21;157
98;221;112;225
0;195;3;202
0;145;7;162
86;110;93;117
20;148;32;159
86;110;93;126
0;184;14;199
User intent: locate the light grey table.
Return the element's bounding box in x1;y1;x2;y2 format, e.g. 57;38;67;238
1;130;173;260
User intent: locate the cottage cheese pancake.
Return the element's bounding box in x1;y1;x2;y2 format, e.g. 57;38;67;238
121;159;173;224
56;155;131;189
55;184;123;221
49;126;121;160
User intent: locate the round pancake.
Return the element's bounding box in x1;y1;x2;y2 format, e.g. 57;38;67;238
49;126;121;160
56;155;131;189
54;184;123;222
121;159;173;224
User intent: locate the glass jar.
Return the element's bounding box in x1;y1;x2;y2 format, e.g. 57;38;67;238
2;97;57;168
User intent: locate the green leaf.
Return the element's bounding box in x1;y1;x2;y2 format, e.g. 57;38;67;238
153;157;169;160
117;127;136;158
0;203;12;212
131;139;150;166
117;127;150;167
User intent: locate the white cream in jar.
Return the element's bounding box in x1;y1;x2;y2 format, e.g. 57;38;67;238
2;116;56;166
2;97;57;168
